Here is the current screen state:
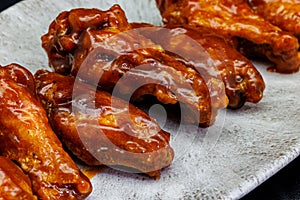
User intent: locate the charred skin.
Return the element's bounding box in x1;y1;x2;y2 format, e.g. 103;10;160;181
34;70;174;179
130;23;265;109
41;5;228;126
0;64;92;200
0;156;37;200
156;0;300;73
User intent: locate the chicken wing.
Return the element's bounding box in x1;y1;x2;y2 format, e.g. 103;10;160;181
41;5;228;126
0;64;92;199
156;0;300;73
34;70;174;179
41;4;131;75
131;23;265;109
0;156;37;200
249;0;300;38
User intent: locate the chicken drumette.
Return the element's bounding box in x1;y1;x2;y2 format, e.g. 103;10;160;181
35;70;174;178
0;64;92;200
156;0;300;73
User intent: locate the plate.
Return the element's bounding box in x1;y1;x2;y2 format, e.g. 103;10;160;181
1;0;300;199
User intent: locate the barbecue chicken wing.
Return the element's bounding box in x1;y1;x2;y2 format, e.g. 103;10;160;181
34;70;174;179
41;4;131;75
0;156;37;200
249;0;300;38
0;64;92;199
156;0;300;73
131;23;265;109
41;5;228;126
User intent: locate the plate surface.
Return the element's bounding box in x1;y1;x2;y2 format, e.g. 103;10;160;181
1;0;300;199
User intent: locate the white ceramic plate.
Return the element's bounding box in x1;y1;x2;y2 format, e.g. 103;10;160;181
1;0;300;199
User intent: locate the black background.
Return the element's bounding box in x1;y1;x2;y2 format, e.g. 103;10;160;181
0;0;22;11
1;1;300;199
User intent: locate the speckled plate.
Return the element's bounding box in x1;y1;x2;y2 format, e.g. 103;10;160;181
1;0;300;199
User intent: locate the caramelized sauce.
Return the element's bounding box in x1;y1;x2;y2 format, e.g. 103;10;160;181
267;66;278;73
82;166;108;179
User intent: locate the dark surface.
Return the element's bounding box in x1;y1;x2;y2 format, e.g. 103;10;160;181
242;156;300;200
1;1;300;199
0;0;22;11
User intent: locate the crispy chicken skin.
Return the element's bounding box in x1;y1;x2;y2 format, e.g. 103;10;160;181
34;70;174;179
41;5;228;126
0;156;37;200
0;64;92;199
249;0;300;37
131;23;265;109
156;0;300;73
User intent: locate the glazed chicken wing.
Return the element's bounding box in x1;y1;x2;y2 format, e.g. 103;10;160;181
156;0;300;73
249;0;300;38
41;4;131;75
131;23;265;109
0;156;37;200
41;5;228;126
34;70;174;179
78;45;226;125
0;64;92;200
